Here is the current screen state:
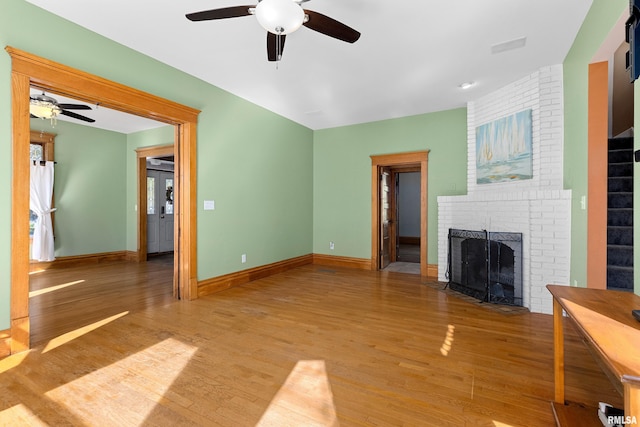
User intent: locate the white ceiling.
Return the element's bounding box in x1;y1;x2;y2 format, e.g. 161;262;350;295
26;0;594;131
29;88;168;134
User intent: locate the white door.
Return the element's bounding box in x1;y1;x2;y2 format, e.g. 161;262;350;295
147;170;175;254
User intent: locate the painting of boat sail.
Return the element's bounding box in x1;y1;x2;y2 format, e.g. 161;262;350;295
476;109;533;184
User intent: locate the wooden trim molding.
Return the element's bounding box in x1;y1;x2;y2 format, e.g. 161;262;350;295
427;264;438;278
370;151;430;278
29;251;130;272
0;329;10;358
198;255;438;299
587;61;609;289
312;254;371;270
7;46;200;354
198;255;314;297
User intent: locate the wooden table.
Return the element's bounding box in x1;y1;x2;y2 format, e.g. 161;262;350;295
547;285;640;426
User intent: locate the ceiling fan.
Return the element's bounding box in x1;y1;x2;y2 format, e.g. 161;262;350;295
186;0;361;62
30;92;95;123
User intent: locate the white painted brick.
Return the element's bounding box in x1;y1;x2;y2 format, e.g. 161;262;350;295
437;64;569;314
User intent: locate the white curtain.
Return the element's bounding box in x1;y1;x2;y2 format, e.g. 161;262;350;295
30;161;56;261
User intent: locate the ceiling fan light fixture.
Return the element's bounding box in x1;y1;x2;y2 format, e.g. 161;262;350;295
255;0;305;34
30;100;61;119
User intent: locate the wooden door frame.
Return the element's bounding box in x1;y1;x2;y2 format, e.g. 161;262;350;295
371;151;429;277
587;61;609;289
136;144;175;262
7;46;200;354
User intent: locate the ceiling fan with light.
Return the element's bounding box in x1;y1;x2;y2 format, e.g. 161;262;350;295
30;92;95;124
186;0;361;62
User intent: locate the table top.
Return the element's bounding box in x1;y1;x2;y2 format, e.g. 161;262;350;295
547;285;640;387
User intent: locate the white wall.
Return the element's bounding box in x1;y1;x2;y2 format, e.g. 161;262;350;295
438;65;571;314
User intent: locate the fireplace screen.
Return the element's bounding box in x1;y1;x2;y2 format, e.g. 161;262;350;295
448;229;523;306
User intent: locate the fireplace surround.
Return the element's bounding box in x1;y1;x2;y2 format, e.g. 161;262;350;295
437;65;571;314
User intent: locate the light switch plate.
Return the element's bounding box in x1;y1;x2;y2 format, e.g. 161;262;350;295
204;200;215;210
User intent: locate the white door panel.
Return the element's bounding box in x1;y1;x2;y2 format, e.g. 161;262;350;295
147;170;175;254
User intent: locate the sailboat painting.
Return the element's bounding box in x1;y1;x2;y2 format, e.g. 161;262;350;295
476;109;533;184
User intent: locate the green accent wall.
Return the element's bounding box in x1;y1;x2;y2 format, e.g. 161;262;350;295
35;119;128;257
196;106;313;279
563;0;628;289
1;0;637;334
0;0;313;330
313;109;467;262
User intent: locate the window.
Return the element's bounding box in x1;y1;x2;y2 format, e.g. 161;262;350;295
165;178;173;215
147;176;155;215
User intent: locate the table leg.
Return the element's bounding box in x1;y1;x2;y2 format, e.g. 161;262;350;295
624;382;639;421
553;297;565;404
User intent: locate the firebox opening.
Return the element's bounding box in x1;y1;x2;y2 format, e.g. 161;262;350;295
448;229;523;306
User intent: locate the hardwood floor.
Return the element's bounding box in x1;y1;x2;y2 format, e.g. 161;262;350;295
1;263;622;426
28;254;175;346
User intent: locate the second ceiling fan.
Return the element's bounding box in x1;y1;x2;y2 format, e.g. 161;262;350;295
186;0;361;62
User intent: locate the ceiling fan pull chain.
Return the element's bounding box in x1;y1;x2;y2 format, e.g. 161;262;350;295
275;26;284;68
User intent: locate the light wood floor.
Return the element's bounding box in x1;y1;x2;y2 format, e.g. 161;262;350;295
1;261;623;426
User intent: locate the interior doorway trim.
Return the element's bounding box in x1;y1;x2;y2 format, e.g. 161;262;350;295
370;150;430;277
7;46;200;354
587;61;609;290
136;144;175;263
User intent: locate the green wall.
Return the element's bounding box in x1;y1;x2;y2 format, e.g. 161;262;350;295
313;109;467;262
36;119;128;256
196;105;313;279
563;0;628;289
0;0;313;330
1;0;636;334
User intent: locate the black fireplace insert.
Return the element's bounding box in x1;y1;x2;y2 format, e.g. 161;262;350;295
447;228;523;306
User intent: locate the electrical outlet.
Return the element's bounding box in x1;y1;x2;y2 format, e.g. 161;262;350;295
241;254;247;263
329;241;335;250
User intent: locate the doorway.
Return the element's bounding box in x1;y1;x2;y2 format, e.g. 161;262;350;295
8;47;199;354
396;171;421;265
370;151;429;278
147;162;176;255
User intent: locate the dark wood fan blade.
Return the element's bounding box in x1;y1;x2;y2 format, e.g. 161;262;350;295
186;6;254;21
57;103;92;110
303;10;360;43
267;32;287;62
60;109;95;123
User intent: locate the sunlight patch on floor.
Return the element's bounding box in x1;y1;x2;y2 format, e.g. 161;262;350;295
29;279;85;298
493;421;516;426
28;269;45;275
0;350;30;374
44;338;197;424
440;324;455;356
42;311;129;353
257;360;338;427
0;403;45;425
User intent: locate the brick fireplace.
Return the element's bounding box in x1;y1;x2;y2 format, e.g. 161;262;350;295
438;65;571;314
